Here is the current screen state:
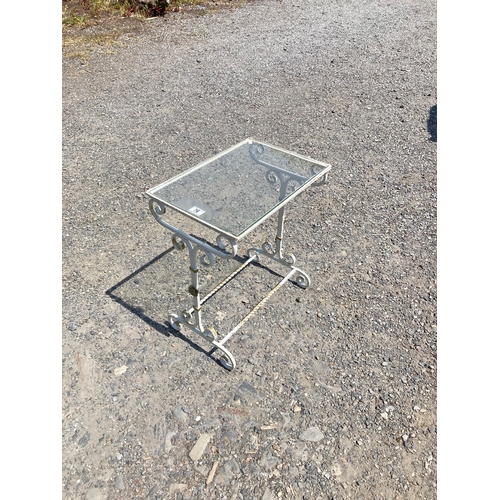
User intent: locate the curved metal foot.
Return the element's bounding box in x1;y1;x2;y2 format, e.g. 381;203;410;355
295;270;311;289
248;247;261;263
213;342;236;371
168;314;183;331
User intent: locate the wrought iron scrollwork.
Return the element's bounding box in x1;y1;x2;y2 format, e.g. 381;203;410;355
181;310;196;326
265;169;305;197
149;199;238;267
216;234;237;255
249;141;309;200
149;198;236;352
253;240;296;265
310;164;328;186
171;235;186;251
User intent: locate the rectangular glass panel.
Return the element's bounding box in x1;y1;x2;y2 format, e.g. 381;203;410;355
147;139;330;238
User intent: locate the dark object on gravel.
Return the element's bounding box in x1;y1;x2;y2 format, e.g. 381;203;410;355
428;104;437;142
136;0;171;16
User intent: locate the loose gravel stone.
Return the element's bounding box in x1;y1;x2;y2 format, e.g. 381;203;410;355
164;431;176;453
77;431;90;448
261;487;278;500
189;434;213;461
299;426;325;442
113;365;127;376
206;460;219;485
168;484;187;495
84;489;107;500
173;407;188;421
114;474;124;490
215;458;241;484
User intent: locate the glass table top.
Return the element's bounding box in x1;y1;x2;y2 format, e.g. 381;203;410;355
147;138;331;240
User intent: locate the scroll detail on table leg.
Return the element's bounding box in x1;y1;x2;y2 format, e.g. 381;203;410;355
247;205;311;289
150;199;240;360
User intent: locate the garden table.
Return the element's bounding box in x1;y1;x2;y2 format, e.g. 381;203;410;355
147;138;331;370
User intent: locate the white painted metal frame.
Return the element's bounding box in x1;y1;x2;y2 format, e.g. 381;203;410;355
147;140;331;370
146;138;331;240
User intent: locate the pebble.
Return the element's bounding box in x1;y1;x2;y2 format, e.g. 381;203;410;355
114;366;127;376
260;424;277;430
299;426;324;442
114;474;124;490
206;460;219;485
381;412;389;420
331;463;342;477
221;427;238;444
173;407;188;421
100;470;113;482
262;487;278;500
146;485;158;500
215;458;240;484
168;484;187;495
78;431;90;447
189;433;212;461
193;464;209;476
198;417;221;430
234;381;263;401
84;489;107;500
259;452;279;470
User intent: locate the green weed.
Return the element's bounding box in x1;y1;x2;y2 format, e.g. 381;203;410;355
62;12;90;26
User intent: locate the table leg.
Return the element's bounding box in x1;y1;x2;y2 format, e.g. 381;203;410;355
150;200;239;368
248;205;311;289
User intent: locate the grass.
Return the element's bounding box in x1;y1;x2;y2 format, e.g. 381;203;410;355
62;0;143;62
62;0;239;25
62;1;146;29
62;31;124;61
62;0;255;63
62;12;90;26
62;0;174;25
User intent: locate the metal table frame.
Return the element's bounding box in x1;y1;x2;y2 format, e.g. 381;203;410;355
147;139;331;370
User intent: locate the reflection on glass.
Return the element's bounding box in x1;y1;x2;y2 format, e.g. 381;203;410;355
148;139;330;238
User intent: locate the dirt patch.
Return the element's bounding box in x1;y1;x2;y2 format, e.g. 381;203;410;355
62;0;259;62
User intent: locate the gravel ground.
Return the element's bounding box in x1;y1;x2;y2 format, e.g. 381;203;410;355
62;0;437;498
